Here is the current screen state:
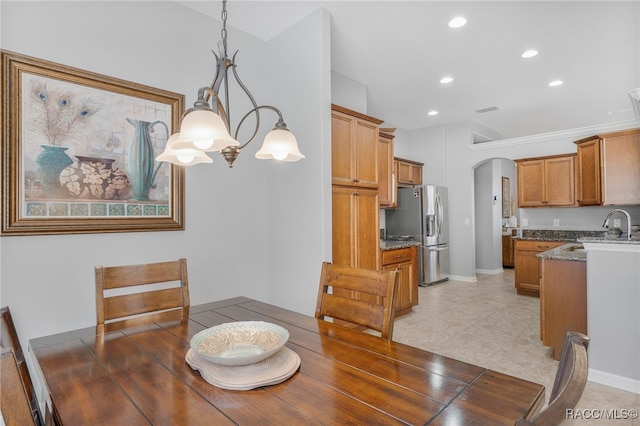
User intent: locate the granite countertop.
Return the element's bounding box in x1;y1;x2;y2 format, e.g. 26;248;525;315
578;236;640;244
380;239;421;250
513;229;605;242
536;243;587;262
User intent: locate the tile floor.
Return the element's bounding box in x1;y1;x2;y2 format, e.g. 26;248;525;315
393;269;640;425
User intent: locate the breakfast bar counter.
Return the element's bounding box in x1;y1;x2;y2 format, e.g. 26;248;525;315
29;297;545;425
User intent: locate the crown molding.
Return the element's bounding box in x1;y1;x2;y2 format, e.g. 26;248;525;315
467;120;640;151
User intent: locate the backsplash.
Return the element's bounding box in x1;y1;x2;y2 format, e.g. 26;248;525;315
520;229;605;241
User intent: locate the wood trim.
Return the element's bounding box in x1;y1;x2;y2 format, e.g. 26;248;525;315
514;153;576;163
331;104;384;125
394;156;424;166
574;127;640;144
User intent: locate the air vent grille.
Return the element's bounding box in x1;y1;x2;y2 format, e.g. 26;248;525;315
475;106;499;114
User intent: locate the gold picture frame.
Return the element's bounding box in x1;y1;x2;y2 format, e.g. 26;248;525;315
502;177;510;218
1;50;185;235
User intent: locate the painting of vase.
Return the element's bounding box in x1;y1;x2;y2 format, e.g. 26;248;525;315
2;50;183;235
35;145;73;199
60;156;130;200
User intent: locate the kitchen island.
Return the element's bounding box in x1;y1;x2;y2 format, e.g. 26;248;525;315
536;243;587;360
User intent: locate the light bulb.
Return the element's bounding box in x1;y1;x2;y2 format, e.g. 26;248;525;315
177;155;195;164
272;151;288;160
194;139;214;150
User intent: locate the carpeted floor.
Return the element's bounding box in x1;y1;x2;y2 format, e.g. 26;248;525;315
393;269;640;425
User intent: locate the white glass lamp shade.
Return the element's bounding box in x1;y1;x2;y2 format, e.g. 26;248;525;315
255;128;305;161
173;109;238;152
156;133;213;166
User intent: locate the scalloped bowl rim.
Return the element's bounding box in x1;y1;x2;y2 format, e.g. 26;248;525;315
190;321;289;366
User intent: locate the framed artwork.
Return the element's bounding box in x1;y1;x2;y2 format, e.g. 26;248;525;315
502;177;510;218
1;50;185;235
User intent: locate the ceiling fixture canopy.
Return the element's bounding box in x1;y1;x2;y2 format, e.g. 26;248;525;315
157;0;304;168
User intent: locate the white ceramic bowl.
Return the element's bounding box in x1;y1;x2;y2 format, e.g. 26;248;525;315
190;321;289;366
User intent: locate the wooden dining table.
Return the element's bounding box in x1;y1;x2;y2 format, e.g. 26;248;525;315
30;297;545;425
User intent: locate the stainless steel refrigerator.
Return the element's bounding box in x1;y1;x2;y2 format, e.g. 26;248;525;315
385;185;449;286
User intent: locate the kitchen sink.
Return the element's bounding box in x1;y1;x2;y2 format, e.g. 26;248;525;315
563;244;585;252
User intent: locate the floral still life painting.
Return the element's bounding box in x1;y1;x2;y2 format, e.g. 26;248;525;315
1;50;185;235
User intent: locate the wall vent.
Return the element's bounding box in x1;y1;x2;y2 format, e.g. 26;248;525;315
475;106;499;114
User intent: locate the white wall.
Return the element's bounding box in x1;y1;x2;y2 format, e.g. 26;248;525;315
0;0;329;363
265;9;332;314
331;71;367;113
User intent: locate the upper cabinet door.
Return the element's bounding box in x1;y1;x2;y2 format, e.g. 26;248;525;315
396;158;423;186
331;105;382;189
545;155;576;207
331;111;355;186
575;128;640;206
516;154;576;207
517;159;545;207
378;132;394;207
354;119;379;187
575;137;601;206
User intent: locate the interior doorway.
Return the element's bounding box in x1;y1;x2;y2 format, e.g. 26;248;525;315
473;158;517;274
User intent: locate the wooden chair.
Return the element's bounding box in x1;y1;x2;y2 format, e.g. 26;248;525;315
0;306;41;425
315;262;399;340
516;331;590;426
95;258;190;331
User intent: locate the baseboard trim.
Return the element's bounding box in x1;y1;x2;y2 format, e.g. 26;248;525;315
475;268;503;275
446;274;478;282
588;368;640;394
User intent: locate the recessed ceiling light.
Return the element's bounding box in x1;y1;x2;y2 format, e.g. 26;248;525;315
448;17;467;28
427;110;439;116
521;50;538;58
440;76;454;84
548;80;564;87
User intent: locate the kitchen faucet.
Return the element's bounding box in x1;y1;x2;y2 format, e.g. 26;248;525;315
602;209;632;240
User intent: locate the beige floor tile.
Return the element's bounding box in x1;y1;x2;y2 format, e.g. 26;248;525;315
394;269;639;425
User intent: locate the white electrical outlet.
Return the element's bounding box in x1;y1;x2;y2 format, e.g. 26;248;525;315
613;219;621;228
553;219;560;226
522;218;529;226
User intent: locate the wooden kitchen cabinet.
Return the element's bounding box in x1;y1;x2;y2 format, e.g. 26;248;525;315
378;131;395;207
514;239;565;296
381;246;418;317
540;258;587;360
332;186;380;270
515;154;576;207
331;104;383;189
395;157;423;186
502;234;514;268
574;128;640;206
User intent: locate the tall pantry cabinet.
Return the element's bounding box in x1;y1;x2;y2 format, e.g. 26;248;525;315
331;105;383;270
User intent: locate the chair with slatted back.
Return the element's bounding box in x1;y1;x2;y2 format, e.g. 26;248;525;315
315;262;399;340
95;258;190;332
516;331;590;426
0;306;41;425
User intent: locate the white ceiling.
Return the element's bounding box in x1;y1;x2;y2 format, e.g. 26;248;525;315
179;1;640;140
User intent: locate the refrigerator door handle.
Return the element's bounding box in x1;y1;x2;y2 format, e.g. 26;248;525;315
435;193;442;237
427;246;449;251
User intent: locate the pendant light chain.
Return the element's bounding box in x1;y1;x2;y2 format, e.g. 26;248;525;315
220;0;228;56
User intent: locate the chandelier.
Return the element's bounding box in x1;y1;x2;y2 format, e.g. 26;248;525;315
157;0;304;168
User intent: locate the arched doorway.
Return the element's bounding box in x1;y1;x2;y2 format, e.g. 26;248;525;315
473;158;517;273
